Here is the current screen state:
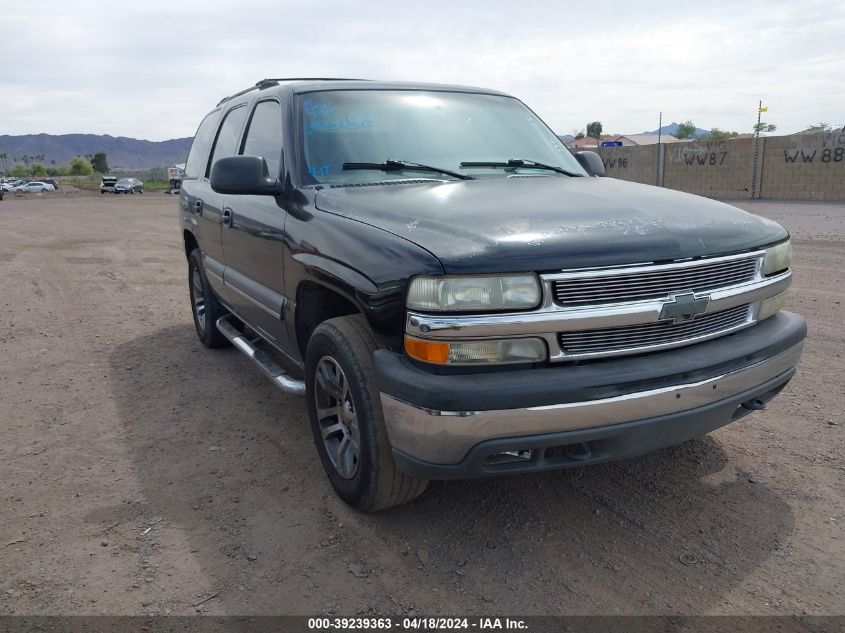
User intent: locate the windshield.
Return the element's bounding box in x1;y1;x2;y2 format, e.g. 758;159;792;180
297;90;586;184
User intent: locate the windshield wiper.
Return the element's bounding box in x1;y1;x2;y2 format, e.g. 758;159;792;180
459;158;583;177
343;159;474;181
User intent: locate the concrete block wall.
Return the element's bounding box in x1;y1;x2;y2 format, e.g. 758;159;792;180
662;137;754;199
590;131;844;201
759;132;845;201
594;144;658;185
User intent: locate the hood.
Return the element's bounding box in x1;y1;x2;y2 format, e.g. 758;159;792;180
314;176;788;273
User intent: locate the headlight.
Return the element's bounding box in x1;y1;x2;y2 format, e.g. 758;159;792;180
407;274;541;312
758;291;789;321
763;240;792;276
405;335;547;365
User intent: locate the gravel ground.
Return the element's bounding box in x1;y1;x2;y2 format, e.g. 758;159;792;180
0;192;842;616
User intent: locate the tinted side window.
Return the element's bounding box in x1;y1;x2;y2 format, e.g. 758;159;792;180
184;111;219;179
207;105;248;176
242;100;284;177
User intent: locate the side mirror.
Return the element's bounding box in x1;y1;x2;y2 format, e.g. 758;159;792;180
210;155;284;195
575;151;605;177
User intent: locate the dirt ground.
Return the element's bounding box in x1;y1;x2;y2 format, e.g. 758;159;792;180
0;191;842;617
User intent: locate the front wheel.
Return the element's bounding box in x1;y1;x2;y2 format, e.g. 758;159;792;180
187;249;228;348
305;315;428;512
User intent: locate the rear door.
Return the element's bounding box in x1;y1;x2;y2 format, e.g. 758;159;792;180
219;98;291;350
181;110;225;284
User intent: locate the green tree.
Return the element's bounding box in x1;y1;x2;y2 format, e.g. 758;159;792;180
69;156;94;181
91;152;109;173
675;120;698;140
586;121;602;143
753;122;777;134
705;128;738;140
30;164;48;177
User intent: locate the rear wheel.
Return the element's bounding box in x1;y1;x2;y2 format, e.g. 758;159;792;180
187;249;228;348
305;315;428;512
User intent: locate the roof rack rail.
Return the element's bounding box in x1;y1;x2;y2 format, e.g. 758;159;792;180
217;78;367;106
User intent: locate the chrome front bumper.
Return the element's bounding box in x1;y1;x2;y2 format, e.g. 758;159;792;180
380;341;803;467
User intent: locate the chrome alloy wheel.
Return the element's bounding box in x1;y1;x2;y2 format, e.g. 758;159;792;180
191;267;206;332
314;356;360;479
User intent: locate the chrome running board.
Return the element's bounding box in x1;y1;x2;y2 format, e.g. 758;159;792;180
215;316;306;396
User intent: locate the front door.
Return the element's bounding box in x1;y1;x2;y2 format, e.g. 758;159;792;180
219;99;291;352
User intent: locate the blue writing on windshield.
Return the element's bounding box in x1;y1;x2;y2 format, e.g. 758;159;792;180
308;164;332;177
304;116;374;135
303;99;335;116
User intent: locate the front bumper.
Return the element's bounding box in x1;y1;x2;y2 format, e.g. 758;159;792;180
375;311;805;479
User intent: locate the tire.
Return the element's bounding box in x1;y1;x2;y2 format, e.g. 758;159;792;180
305;315;428;512
187;249;228;348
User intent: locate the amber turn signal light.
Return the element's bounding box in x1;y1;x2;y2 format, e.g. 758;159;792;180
404;336;449;364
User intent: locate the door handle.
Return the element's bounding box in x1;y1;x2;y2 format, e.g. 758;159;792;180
194;199;203;216
221;207;233;228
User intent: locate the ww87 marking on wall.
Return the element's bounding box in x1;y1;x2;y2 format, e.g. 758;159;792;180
667;141;730;166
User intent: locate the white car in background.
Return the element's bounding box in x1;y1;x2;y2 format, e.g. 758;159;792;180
12;181;55;193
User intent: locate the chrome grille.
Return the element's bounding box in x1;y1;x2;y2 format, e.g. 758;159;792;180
552;256;759;306
558;304;751;358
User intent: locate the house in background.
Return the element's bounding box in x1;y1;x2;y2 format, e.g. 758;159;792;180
614;134;681;146
566;135;620;150
564;133;682;150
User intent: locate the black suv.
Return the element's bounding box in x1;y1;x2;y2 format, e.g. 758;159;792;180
180;79;805;511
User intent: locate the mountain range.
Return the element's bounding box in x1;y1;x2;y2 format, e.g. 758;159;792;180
641;122;711;139
1;125;716;171
0;134;193;170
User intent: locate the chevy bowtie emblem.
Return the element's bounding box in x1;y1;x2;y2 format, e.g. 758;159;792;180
659;292;710;324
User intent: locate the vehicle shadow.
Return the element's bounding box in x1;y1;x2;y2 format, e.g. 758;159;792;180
109;325;794;615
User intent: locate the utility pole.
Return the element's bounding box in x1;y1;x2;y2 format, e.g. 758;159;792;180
751;100;763;198
656;111;663;187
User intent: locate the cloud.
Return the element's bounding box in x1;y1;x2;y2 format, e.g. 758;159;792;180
1;0;842;139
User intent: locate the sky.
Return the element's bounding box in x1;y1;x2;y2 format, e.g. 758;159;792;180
1;0;843;141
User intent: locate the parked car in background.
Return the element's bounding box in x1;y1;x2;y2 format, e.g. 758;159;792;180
12;181;55;193
114;178;144;194
100;176;117;194
3;179;27;191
